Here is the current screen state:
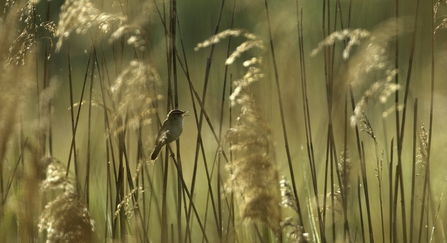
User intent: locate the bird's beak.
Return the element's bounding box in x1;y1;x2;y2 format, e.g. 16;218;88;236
182;111;188;117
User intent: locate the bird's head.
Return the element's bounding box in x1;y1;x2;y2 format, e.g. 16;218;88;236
167;109;188;119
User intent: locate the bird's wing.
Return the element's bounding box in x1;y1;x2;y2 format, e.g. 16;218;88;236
156;129;170;145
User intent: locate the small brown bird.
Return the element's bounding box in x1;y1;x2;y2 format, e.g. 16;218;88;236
150;109;187;160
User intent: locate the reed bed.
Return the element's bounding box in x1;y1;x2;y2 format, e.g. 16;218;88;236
0;0;445;242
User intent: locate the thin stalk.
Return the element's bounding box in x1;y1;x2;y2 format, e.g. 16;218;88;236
167;1;184;242
176;30;197;243
214;1;237;239
395;2;421;241
426;0;436;240
350;88;374;243
85;43;96;205
410;99;418;243
2;138;28;206
418;0;436;239
66;42;89;177
189;0;226;227
374;129;385;243
161;0;172;241
263;0;301;234
389;138;395;243
330;136;336;242
170;156;210;243
174;6;226;243
161;150;169;242
341;94;351;242
177;2;228;241
296;2;310;228
360;143;374;242
43;0;52;157
322;129;331;238
393;2;401;241
358;175;365;243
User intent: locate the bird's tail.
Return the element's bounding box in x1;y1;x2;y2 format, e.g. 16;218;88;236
150;145;162;160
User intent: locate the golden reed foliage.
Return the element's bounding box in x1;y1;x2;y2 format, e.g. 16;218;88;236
196;28;281;236
110;60;162;135
1;2;95;242
311;17;412;126
225;86;281;234
38;158;94;243
1;3;39;239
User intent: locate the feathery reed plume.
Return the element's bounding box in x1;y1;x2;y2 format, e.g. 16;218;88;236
280;177;298;212
229;63;264;106
108;2;156;51
35;78;59;141
434;0;447;33
225;88;281;234
350;69;399;126
417;124;428;168
38;157;94;243
194;29;265;65
320;150;352;215
1;2;56;235
110;24;145;50
110;60;162;134
0;0;34;174
280;217;309;243
336;150;351;209
224;55;280;234
382;103;404;119
359;112;376;141
197;29;280;233
312;17;410;74
311;18;410;125
114;187;142;219
280;178;309;242
7;1;56;65
55;0;126;51
310;28;371;61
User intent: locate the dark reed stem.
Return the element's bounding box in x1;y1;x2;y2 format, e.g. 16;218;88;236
264;1;301;236
410;98;418;243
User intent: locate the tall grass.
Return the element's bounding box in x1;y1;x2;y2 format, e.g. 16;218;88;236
0;0;446;242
